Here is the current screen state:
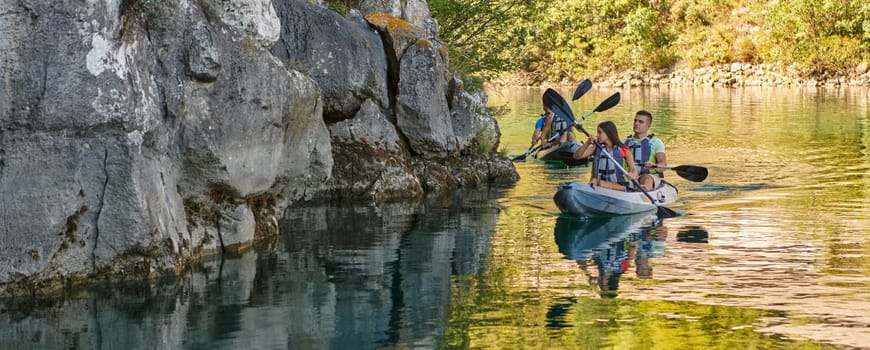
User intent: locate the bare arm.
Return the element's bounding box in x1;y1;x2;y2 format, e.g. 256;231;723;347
531;128;542;146
540;112;554;147
654;152;667;168
625;151;639;180
573;137;597;159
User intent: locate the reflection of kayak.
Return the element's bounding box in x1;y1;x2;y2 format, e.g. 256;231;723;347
554;212;656;260
534;140;588;166
553;180;678;216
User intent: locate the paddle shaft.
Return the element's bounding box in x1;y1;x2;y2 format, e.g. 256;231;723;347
513;132;565;161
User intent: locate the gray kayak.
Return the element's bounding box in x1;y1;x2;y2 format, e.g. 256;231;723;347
553;180;678;216
534;140;588;166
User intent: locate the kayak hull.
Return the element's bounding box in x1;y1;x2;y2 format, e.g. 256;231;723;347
534;140;587;166
553;181;678;216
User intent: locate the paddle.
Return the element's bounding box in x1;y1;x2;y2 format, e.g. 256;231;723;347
653;165;708;182
572;79;593;101
515;79;593;162
544;89;621;126
512;133;559;161
545;90;678;218
511;144;538;161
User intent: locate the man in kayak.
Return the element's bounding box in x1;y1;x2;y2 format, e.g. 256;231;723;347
539;99;575;149
528;111;547;149
572;121;639;191
625;110;667;190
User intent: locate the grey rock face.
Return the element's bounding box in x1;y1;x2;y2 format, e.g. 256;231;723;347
356;0;432;29
0;0;516;292
326;100;422;201
187;23;222;82
271;0;389;121
449;81;501;154
0;0;331;291
396;40;456;158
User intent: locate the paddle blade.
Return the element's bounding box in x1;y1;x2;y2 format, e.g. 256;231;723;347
672;165;708;182
512;144;543;162
594;92;621;113
572;79;593;101
656;205;679;219
543;89;576;122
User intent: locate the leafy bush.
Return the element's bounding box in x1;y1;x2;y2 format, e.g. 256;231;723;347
428;0;869;82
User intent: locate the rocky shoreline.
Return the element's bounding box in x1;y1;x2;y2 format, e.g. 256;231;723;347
493;62;870;88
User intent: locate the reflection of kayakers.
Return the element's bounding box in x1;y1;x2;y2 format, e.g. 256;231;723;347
553;212;654;260
594;237;630;298
630;220;668;279
558;215;667;298
572;121;639;191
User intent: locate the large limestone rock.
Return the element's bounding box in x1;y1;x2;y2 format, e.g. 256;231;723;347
396;40;457;158
271;1;389;121
0;0;516;293
326;99;422;201
0;0;332;291
449;78;501;154
356;0;434;30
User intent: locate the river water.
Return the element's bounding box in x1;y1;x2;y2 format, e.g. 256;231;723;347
1;86;868;349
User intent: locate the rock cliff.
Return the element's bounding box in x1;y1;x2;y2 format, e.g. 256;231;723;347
0;0;517;296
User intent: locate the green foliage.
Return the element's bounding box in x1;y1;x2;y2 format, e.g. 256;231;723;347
674;25;735;68
324;0;351;18
429;0;541;82
758;0;868;76
473;128;494;154
429;0;869;82
621;6;676;69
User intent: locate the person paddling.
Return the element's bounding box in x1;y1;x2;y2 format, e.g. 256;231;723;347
540;98;575;149
528;110;547;149
572;121;639;191
625;110;667;190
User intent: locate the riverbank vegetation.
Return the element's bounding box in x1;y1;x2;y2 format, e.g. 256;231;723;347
429;0;870;86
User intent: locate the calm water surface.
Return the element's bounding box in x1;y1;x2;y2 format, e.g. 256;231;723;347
1;86;868;349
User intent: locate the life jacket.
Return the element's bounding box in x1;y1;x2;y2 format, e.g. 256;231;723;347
547;114;570;139
593;145;629;185
624;134;657;175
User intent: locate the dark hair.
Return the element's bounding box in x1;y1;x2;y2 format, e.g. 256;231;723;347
636;110;653;123
597;121;625;148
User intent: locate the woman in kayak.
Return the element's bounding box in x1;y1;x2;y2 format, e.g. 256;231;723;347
572;121;639;191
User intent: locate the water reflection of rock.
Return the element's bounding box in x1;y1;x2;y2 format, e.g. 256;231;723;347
280;192;499;348
0;191;500;349
553;212;665;298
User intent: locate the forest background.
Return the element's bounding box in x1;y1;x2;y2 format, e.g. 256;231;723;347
421;0;870;88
